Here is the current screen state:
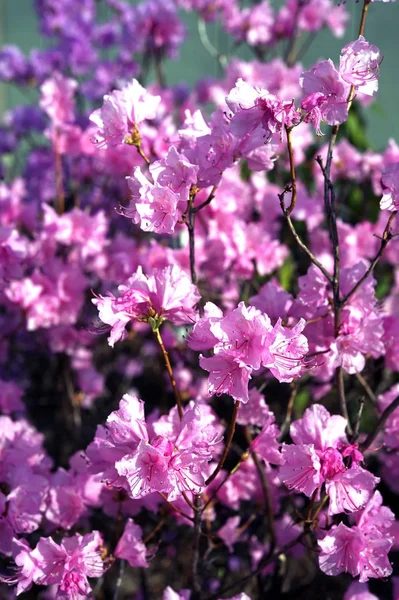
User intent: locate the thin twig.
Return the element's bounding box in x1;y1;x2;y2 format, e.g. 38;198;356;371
362;395;399;451
245;428;276;549
284;126;297;214
193;185;217;214
352;398;365;442
197;20;228;68
340;212;397;306
284;0;305;66
154;328;184;419
358;0;372;38
355;372;377;408
206;532;306;600
136;145;151;165
187;200;198;286
143;518;166;544
337;367;352;437
158;492;194;522
279;190;333;284
191;494;203;600
205;401;240;486
278;383;299;442
203;449;250;511
112;559;126;600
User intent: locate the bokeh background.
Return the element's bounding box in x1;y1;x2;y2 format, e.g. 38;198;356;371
0;0;398;150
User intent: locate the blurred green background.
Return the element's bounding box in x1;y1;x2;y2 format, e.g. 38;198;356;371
0;0;398;150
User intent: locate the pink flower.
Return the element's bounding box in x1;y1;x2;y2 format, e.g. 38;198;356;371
380;162;399;211
149;145;199;200
236;388;270;426
90;399;221;501
187;302;224;351
116;437;174;498
261;318;308;383
344;581;379;600
217;516;242;552
210;302;272;370
280;443;323;497
280;405;378;514
251;410;283;465
85;394;148;487
318;520;393;582
115;519;149;568
325;466;379;515
250;280;293;323
93;265;200;346
339;36;381;96
290;404;347;450
300;59;350;125
10;532;107;596
89;79;160;148
200;352;252;403
226;78;299;141
40;72;77;125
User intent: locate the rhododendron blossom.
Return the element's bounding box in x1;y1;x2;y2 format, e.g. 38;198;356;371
339;36;381;96
280;405;378;514
93;265;200;346
89;79;161;148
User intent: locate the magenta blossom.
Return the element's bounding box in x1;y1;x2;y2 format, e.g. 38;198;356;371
191;302;308;402
226;78;299;141
280;404;378;514
339;36;381;96
89;79;160;148
300;59;350;126
318;492;394;582
40;72;77;125
9;532;107;597
114;519;149;568
380;162;399;211
93;265;200;346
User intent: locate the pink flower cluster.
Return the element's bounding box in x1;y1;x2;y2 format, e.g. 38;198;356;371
86;394;222;500
188;301;308;401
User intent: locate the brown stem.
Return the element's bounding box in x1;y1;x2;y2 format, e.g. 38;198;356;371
362;395;399;451
278;383;299;442
279;190;333;284
311;494;329;522
205;401;240;486
358;0;372;37
143;518;166;544
355;372;377;408
187;202;197;287
191;494;203;599
206;533;306;600
203;449;250;511
352;398;365;442
193;185;217;214
158;492;194;521
136;145;151;165
154;328;183;419
284;0;305;66
285;126;297;214
340;212;397;306
337;367;352;437
245;428;276;549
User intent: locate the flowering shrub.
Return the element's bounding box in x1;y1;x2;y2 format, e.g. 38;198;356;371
0;0;398;598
